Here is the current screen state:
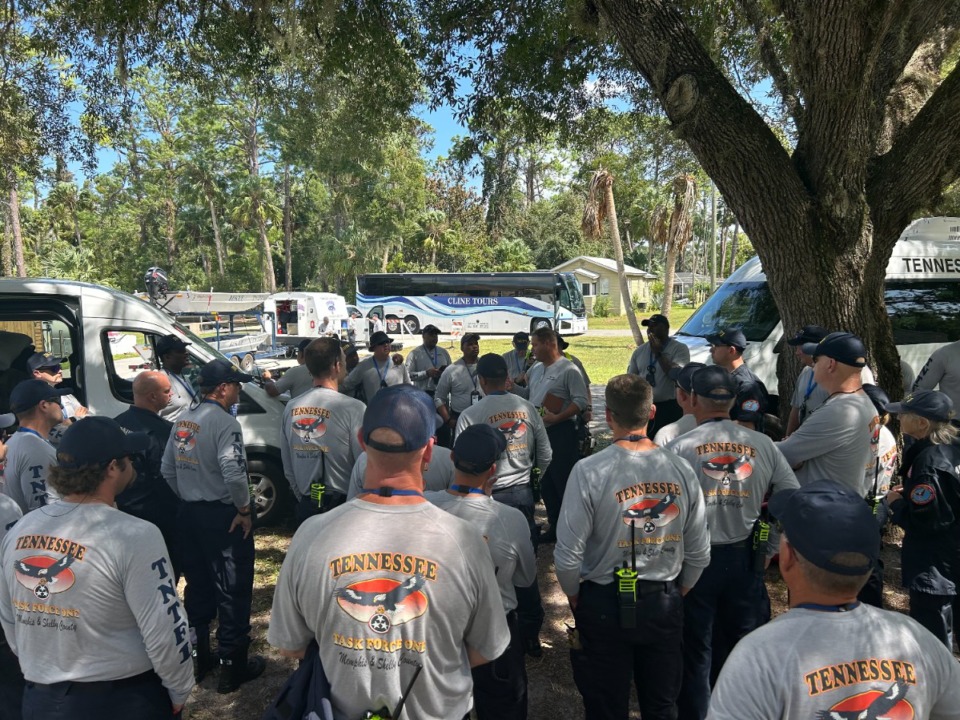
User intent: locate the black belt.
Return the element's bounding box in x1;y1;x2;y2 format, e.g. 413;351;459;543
27;670;157;694
492;482;531;494
713;539;750;549
584;579;675;596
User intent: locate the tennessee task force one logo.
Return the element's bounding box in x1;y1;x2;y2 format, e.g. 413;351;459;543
701;454;754;486
15;555;77;599
292;416;327;443
336;574;427;634
622;493;680;535
817;679;913;719
498;419;526;441
174;429;196;453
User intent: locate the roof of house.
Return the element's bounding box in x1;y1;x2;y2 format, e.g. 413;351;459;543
552;256;657;279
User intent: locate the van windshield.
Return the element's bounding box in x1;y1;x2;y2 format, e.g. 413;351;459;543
677;281;780;342
175;322;232;363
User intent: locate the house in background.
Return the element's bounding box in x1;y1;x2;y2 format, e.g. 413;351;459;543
672;271;715;300
551;256;657;315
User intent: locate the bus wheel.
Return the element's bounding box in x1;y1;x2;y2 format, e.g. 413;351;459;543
531;318;552;333
403;316;420;334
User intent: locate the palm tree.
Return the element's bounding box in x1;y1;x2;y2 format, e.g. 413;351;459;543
582;169;643;346
650;175;697;318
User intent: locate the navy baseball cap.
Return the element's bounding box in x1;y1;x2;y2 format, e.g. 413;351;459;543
453;424;507;474
10;379;70;414
362;385;436;453
641;314;669;327
297;339;311;353
691;366;737;400
512;331;529;343
156;334;191;356
787;325;830;347
197;359;254;387
476;353;508;380
862;384;890;416
460;333;481;347
27;352;64;373
0;413;16;429
769;480;880;576
368;331;393;348
557;334;570;350
422;325;441;335
706;328;747;351
57;416;151;469
668;362;706;393
885;389;955;423
802;332;867;368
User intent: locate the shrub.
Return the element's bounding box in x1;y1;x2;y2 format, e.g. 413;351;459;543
592;295;611;318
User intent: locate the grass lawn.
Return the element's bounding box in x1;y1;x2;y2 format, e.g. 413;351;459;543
585;306;697;330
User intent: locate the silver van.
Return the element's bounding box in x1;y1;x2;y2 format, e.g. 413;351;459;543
0;278;292;524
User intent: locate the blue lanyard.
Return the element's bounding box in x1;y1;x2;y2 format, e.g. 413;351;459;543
513;351;524;376
373;358;389;385
359;488;423;497
614;434;648;443
171;373;196;400
462;362;478;390
16;427;44;440
795;602;860;612
429;347;439;368
803;372;817;401
448;485;486;495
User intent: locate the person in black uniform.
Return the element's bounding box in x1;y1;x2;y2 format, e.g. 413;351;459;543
707;328;768;428
884;390;960;648
114;371;183;578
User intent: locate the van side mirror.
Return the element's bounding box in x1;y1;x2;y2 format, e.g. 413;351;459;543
773;335;785;354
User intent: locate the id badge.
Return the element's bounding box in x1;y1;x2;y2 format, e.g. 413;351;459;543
380;380;388;389
470;391;481;406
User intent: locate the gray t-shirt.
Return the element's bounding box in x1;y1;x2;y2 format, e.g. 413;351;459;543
1;430;59;512
341;356;410;404
48;394;85;447
267;500;510;720
707;604;960;720
777;392;879;493
160;401;251;508
426;491;536;613
554;444;711;596
653;414;697;446
455;393;552;489
791;365;877;427
434;360;482;414
627;339;690;402
501;350;530;383
406;345;453;393
281;387;365;496
158;370;195;422
0;502;194;705
347;448;455;500
274;363;315;399
521;358;589;415
0;494;22;542
913;340;960;408
667;420;798;547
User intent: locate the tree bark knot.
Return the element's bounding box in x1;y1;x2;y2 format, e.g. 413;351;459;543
665;74;699;120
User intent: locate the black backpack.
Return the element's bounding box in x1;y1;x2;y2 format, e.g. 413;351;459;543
261;642;333;720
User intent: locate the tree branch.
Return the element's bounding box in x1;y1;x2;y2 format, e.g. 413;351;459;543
868;62;960;241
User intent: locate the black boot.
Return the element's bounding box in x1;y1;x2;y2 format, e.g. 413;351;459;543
217;646;266;694
192;627;215;683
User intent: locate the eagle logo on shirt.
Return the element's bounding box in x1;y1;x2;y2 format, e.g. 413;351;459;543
14;554;77;598
174;429;196;453
817;680;913;719
497;419;527;442
701;454;753;486
622;494;679;534
292;416;327;443
335;574;428;632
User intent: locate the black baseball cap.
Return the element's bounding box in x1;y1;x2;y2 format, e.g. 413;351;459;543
368;331;393;348
197;359;254;387
706;328;747;351
690;366;737;401
57;416;151;469
452;424;507;474
768;480;880;576
668;362;706;393
461;333;481;347
862;384;890;416
27;352;64;373
557;334;570;350
10;379;70;414
885;389;955;423
641;314;669;327
422;325;441;336
787;325;829;347
512;331;529;343
342;343;359;357
802;332;867;368
476;353;508;380
156;334;191;356
297;339;311;353
362;385;436;453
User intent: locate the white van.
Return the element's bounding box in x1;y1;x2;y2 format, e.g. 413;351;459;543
673;217;960;408
0;278;293;524
263;292;359;346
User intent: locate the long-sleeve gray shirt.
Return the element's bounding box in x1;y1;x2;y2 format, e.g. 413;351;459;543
341;356;410;404
913;340;960;408
667;419;798;549
1;430;59;512
346;447;456;499
158;370;195;422
161;401;251;508
434;359;482;414
405;344;452;393
281;387;365;496
627;338;690;402
517;358;589;415
455;392;552;489
554;444;711;596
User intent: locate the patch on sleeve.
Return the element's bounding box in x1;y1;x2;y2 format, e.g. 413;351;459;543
910;483;936;506
740;398;760;412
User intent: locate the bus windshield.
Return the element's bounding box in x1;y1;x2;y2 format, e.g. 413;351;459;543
561;274;586;316
677;281;780;342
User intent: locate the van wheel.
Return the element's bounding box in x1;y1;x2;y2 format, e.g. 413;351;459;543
403;316;420;334
248;457;292;526
531;318;552;333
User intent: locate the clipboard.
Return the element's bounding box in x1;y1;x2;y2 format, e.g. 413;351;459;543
541;392;564;414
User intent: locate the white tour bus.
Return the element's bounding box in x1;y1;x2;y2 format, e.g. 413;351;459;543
672;217;960;406
355;272;588;337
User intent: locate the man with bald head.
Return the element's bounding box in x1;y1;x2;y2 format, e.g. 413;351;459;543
114;370;182;575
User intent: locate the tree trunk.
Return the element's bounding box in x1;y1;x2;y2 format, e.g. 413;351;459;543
603;180;643;345
9;183;26;277
164;196;176;268
246;113;276;294
283;164;293;291
207;195;225;277
3;205;12;276
729;221;740;273
381;245;390;273
718;225;728;277
661;243;677;319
